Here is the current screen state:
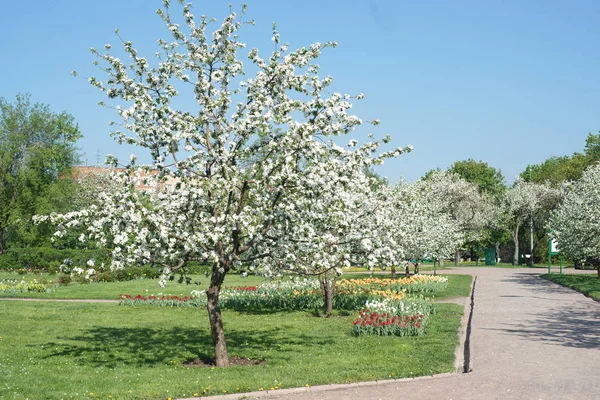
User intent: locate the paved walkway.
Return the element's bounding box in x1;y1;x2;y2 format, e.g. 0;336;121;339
195;268;599;400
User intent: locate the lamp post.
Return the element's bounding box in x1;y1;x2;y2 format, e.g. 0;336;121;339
529;170;534;267
530;213;534;267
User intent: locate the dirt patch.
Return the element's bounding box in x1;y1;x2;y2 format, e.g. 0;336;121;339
184;355;266;368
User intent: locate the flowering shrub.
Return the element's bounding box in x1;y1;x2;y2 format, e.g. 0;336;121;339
0;279;50;293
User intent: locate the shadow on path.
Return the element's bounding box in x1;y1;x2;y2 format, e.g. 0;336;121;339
487;307;600;349
500;273;578;295
488;272;600;350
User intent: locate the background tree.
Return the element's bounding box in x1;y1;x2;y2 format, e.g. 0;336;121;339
522;132;600;186
424;170;498;265
519;132;600;263
449;158;505;197
501;178;560;265
263;160;403;315
549;163;600;278
381;178;463;275
420;167;441;181
0;94;81;252
443;160;507;262
521;155;587;187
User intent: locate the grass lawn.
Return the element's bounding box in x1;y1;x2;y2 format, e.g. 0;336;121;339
0;300;464;400
541;273;600;301
0;273;472;302
0;273;265;300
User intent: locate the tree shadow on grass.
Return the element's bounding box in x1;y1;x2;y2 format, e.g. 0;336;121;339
39;326;330;368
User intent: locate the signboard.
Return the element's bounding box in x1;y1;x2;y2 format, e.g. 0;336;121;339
547;232;562;274
550;238;559;254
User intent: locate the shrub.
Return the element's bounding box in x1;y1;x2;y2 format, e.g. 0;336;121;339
0;247;110;271
56;274;71;286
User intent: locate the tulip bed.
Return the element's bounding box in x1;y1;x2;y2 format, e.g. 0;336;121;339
338;274;449;294
119;275;447;311
352;311;425;336
120;275;448;337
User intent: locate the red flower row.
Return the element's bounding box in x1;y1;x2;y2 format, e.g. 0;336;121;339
226;286;259;291
353;310;424;329
119;294;193;302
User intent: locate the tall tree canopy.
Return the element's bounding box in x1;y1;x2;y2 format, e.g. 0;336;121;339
522;132;600;186
0;94;81;252
449;159;505;196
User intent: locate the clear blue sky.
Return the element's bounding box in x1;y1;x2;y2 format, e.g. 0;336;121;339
2;0;599;183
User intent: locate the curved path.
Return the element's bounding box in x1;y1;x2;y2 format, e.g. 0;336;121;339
193;267;599;400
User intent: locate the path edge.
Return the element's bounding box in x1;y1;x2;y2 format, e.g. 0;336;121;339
453;274;475;373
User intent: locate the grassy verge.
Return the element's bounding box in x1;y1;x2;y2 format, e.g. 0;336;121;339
0;301;463;400
0;273;472;302
541;273;600;301
429;274;472;299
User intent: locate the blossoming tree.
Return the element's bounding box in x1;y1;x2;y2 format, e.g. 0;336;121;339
424;170;498;265
258;158;407;315
548;163;600;278
502;178;560;265
374;177;463;276
37;1;409;366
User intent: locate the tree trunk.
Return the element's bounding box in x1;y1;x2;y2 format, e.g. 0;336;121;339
414;262;419;275
319;272;334;316
0;226;6;255
390;265;396;279
207;266;228;367
454;249;460;266
512;221;521;266
325;282;334;316
404;263;410;277
495;242;500;264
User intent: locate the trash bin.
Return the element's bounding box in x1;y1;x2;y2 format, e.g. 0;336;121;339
484;248;496;266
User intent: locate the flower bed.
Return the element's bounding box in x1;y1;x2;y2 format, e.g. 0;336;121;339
0;279;50;293
119;294;204;307
337;274;448;295
352;296;434;336
119;276;443;337
119;276;447;312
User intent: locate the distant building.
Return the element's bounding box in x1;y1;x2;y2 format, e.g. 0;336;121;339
71;166;180;193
